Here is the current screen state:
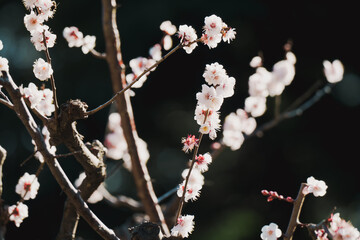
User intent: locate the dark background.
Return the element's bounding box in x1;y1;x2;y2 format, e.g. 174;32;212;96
1;0;360;239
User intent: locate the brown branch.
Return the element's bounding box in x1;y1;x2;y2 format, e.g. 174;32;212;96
90;49;107;60
0;71;120;240
283;183;307;240
0;145;7;239
0;97;14;109
101;0;169;235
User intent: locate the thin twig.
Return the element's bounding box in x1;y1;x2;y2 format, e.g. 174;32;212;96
174;110;209;223
85;43;183;116
283;183;307;240
0;98;14;109
90;49;107;59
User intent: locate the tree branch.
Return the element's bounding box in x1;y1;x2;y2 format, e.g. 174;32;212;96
100;0;169;235
0;145;7;240
0;71;120;240
283;183;307;240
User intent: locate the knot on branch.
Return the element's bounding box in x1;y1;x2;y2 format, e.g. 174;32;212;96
60;99;88;122
129;222;163;240
85;140;107;161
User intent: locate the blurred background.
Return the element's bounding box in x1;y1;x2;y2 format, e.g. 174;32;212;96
1;0;359;239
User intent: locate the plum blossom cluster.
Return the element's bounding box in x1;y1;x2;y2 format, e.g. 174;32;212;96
63;26;96;54
196;62;236;139
327;213;360;240
221;51;296;150
22;82;55;116
177;14;236;54
8;172;40;227
23;0;57;51
32;126;57;163
103;112;149;171
125;21;177;95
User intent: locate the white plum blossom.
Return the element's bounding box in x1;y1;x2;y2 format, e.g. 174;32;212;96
204;15;223;34
162;34;173;51
24;11;44;32
149;44;162;61
261;223;282;240
236;108;257;135
23;83;55;116
272;59;295;86
329;213;360;240
104;112;149;171
8;202;29;227
194;153;212;173
74;172;104;204
216;76;236;98
250;56;263;68
323;59;344;83
244;96;267;117
63;26;84;48
181;168;204;187
286;51;297;64
0;57;9;77
33;58;53;81
23;0;37;10
181;135;199;153
222;129;244;151
160;20;177;35
222;25;236;43
303;176;328;197
196;84;224;111
171;215;195;238
248;67;272;97
178;25;198;54
177;180;202;202
15;172;40;200
0;40;3;50
81;35;96;54
33;126;57;163
23;82;43;108
30;25;56;51
202;62;228;86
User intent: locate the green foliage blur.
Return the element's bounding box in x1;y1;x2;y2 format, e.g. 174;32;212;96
0;0;359;239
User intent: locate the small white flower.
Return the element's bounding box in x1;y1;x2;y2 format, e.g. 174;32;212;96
81;35;96;54
178;25;198;54
23;82;43;108
222;129;244;151
63;26;84;48
272;59;295;86
260;223;282;240
250;56;262;68
162;35;173;51
203;15;223;34
0;56;9;77
33;58;53;81
24;11;44;32
195;153;212;172
196;84;224;111
202;62;228;86
177;180;202;202
248;67;272;97
0;40;3;51
160;20;177;35
303;176;328;197
323;59;344;83
15;172;40;200
23;0;37;9
8;202;29;227
30;26;56;51
171;215;195;238
149;43;162;61
244;96;267;117
222;27;236;43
